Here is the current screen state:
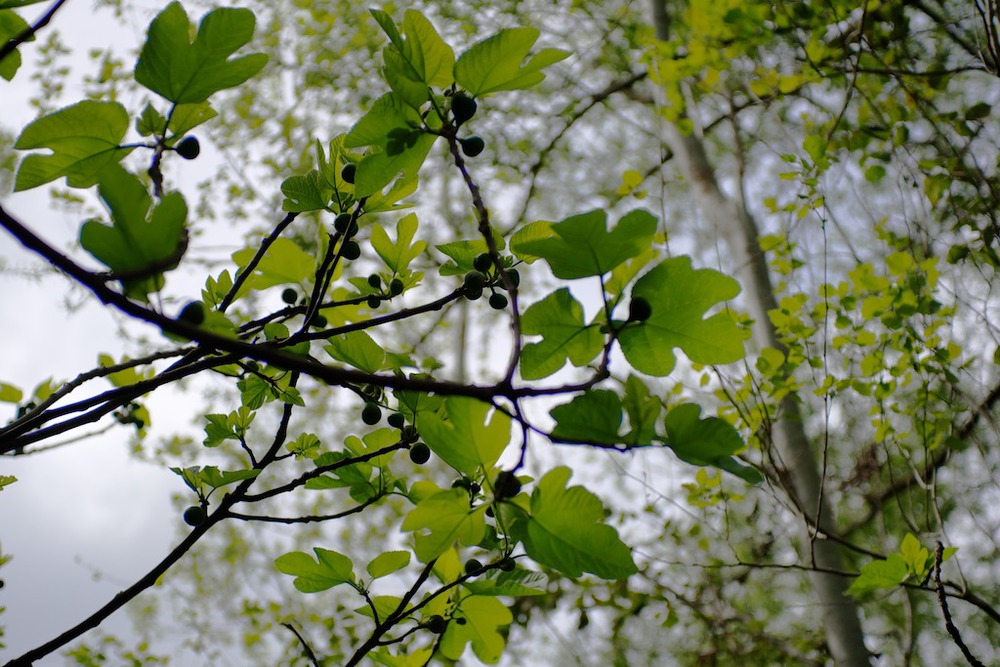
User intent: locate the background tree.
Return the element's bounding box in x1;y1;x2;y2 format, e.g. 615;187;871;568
2;1;1000;666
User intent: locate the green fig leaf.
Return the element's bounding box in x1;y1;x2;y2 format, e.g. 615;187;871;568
14;100;135;191
512;467;637;579
439;596;513;664
618;256;745;376
134;2;268;104
275;547;355;593
454;27;568;96
516;209;658;279
402;489;488;561
417;396;510;476
661;404;761;483
548;391;622;445
80;166;187;299
520;288;604;380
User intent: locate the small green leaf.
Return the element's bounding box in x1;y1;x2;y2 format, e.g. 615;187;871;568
512;467;637;579
847;554;908;598
549;391;622;444
417;397;511;476
618;256;745;376
520;288;604;380
80;167;187;299
402;489;488;561
662;404;761;483
198;465;260;489
0;382;23;403
371;213;425;274
14;100;135;190
0;10;29;81
280;170;333;213
465;568;548;597
366;550;411;579
454;27;568;96
515;209;657;279
325;330;386;374
622;375;661;445
0;474;17;491
275;547;355;593
286;433;321;459
232;238;315;289
134;2;268;104
371;9;454;97
439;596;513;664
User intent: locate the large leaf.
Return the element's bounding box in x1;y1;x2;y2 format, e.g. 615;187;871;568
401;489;488;561
515;209;658;279
512;467;637;579
80;166;187;299
417;397;510;476
439;596;513;664
548;391;622;445
14;101;135;190
661;404;761;483
371;9;454;106
0;9;29;81
344;93;437;197
618;256;745;376
275;547;355;593
520;288;604;380
231;238;316;289
134;2;267;104
324;330;386;374
454;27;568;96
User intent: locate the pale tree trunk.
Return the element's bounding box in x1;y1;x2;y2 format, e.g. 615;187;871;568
648;7;871;666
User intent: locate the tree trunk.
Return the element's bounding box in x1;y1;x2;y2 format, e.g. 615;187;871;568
648;7;871;666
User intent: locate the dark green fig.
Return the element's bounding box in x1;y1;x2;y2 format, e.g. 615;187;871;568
281;288;297;305
465;286;483;301
455;617;467;625
499;558;516;572
245;360;259;372
464;558;483;576
502;268;520;289
367;274;382;289
409;442;430;464
489;292;508;310
459;135;485;157
473;252;492;273
387;412;405;429
361;402;382;425
178;302;205;325
463;271;486;291
334;213;353;233
341;163;356;184
494;471;522;500
426;615;446;634
451;92;477;127
183;505;206;526
312;314;328;328
341;240;361;260
628;296;652;322
400;424;419;442
175;136;200;160
389;278;404;296
366;295;381;309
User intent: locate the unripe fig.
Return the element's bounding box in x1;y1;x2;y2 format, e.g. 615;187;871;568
387;412;405;429
459;136;485;157
389;278;404;296
464;558;483;576
334;213;353;233
312;314;328;328
367;274;382;289
489;292;508;310
425;615;446;634
362;402;382;425
176;136;200;160
183;505;206;526
409;442;430;464
366;295;381;309
473;252;492;273
451;92;477;127
628;296;652;322
499;558;516;572
281;288;298;305
178;301;205;325
341;163;356;184
502;268;520;289
494;470;522;500
341;240;361;260
463;271;486;291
